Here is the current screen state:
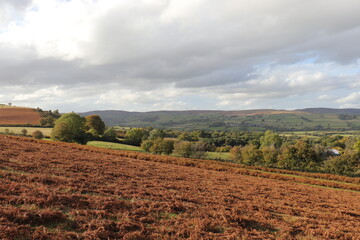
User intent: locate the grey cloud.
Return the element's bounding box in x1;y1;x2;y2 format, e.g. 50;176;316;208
1;0;360;111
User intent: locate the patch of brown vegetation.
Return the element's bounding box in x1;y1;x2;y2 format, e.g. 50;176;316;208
0;135;359;239
0;108;41;125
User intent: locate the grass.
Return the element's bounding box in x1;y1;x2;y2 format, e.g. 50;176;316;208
0;127;52;137
87;141;144;152
206;152;231;161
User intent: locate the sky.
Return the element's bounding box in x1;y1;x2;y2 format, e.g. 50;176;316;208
1;0;360;112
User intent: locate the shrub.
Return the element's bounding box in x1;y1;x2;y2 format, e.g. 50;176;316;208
32;130;44;139
21;129;28;136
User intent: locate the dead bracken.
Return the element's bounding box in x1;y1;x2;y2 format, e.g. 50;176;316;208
0;135;359;239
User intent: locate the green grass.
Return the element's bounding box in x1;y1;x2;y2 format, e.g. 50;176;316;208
0;127;52;137
206;152;231;161
87;141;144;152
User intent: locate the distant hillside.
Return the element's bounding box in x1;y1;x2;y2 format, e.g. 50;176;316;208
297;108;360;115
80;108;360;131
0;106;41;125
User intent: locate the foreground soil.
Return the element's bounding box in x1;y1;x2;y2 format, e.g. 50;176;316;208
0;136;359;239
0;108;41;125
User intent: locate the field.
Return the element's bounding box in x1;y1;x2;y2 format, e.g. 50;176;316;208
80;109;360;131
0;135;359;239
0;107;41;125
0;127;52;137
87;141;144;152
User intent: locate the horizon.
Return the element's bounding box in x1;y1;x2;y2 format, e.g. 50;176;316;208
1;1;360;112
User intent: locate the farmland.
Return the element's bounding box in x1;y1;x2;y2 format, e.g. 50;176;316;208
0;136;359;239
80;108;360;131
0;127;52;137
0;107;41;125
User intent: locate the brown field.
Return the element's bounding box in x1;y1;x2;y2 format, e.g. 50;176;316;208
0;136;359;239
0;108;41;125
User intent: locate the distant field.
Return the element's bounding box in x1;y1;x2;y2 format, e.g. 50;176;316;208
80;109;360;131
0;127;52;137
0;107;41;125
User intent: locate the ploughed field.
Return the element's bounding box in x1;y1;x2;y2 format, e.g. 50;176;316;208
0;108;41;125
0;136;359;239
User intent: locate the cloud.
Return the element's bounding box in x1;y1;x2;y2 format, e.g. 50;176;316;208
336;92;360;108
0;0;360;111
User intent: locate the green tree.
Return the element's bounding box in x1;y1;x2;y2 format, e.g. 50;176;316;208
85;115;106;136
261;146;278;167
125;128;148;146
141;140;154;152
239;144;263;165
148;129;165;140
278;140;319;171
162;140;175;155
324;152;360;176
174;141;194;158
149;139;164;154
51;113;88;144
260;130;283;149
103;127;117;141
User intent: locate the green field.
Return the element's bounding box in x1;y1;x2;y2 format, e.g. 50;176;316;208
80;109;360;131
87;141;144;152
0;127;52;137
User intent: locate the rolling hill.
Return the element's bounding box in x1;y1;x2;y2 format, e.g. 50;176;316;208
0;105;41;125
0;135;359;239
79;108;360;131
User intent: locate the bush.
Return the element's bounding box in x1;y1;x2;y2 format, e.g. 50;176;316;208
21;129;28;136
324;152;360;176
32;130;44;139
174;141;205;158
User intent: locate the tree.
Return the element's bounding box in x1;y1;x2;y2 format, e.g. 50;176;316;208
125;128;148;146
21;129;28;136
324;152;360;176
239;145;263;166
162;140;175;155
32;130;44;139
141;140;153;152
40;116;55;126
51;113;88;144
260;130;283;149
278;140;319;171
261;146;278;167
85;115;106;136
103;127;117;142
174;141;194;158
148;129;166;140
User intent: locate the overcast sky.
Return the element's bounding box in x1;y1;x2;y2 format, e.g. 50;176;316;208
1;0;360;112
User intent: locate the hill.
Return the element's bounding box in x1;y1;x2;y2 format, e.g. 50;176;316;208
0;136;359;239
79;108;360;131
297;107;360;115
0;106;41;125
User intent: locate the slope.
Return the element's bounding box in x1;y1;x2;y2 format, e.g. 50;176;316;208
0;107;41;125
0;136;359;239
79;109;360;131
